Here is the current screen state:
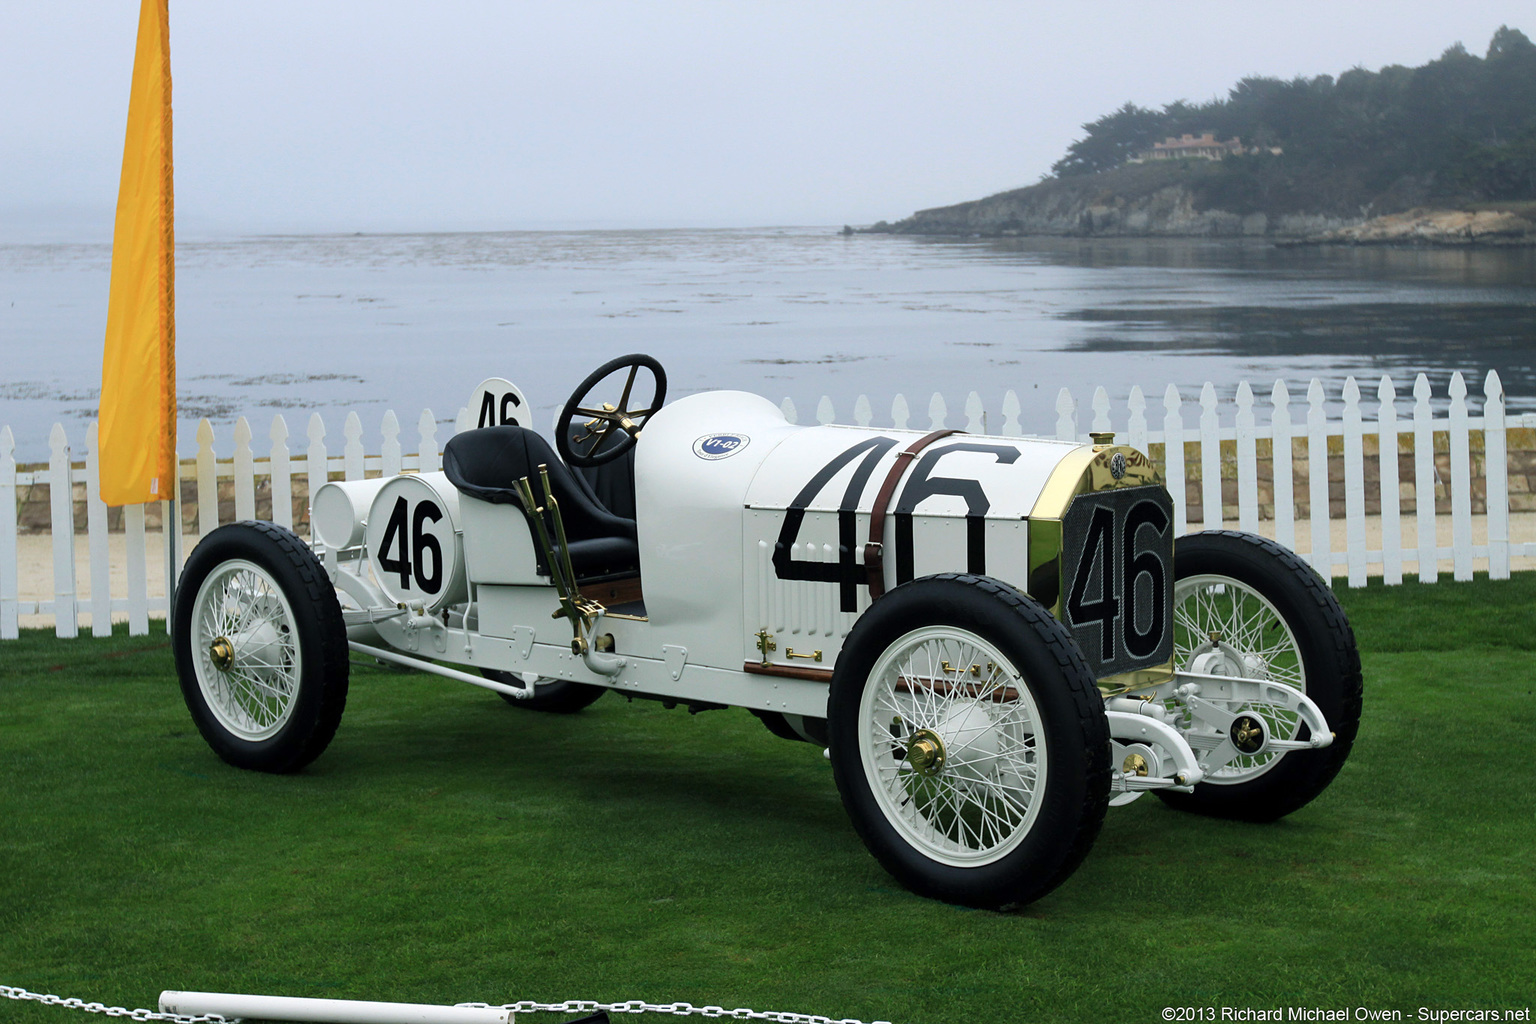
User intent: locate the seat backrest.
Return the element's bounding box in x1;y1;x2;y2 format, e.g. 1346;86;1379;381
443;426;636;544
576;448;637;521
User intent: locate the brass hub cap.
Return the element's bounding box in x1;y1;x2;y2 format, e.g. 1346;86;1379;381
209;636;235;671
1122;752;1150;777
906;728;947;777
1230;715;1266;754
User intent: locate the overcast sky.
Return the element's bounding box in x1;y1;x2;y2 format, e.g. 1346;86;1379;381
1;2;1528;239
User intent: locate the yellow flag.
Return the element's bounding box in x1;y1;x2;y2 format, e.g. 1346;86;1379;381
99;0;176;507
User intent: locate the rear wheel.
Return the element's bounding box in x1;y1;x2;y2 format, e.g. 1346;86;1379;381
1158;531;1362;822
484;670;606;713
173;521;349;773
828;574;1110;909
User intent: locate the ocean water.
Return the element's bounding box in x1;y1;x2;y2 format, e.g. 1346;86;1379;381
2;227;1533;462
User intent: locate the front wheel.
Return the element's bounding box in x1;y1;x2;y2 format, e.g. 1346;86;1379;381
173;521;349;773
1158;530;1362;822
828;574;1110;909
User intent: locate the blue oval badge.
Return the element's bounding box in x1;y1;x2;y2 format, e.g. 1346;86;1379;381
693;433;750;461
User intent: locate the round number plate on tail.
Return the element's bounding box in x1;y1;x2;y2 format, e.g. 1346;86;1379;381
364;472;468;612
468;377;531;429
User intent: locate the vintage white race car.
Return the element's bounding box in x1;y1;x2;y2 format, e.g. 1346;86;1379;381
172;354;1362;909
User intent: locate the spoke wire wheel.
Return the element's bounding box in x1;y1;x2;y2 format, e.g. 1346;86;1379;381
829;573;1109;909
189;559;302;741
173;521;349;774
860;626;1046;867
1173;573;1304;785
1158;531;1363;823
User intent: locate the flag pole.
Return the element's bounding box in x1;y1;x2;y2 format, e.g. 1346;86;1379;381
165;493;177;639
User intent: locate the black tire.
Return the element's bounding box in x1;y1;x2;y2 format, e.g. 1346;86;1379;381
173;521;349;773
1157;530;1363;822
485;670;607;714
828;573;1111;909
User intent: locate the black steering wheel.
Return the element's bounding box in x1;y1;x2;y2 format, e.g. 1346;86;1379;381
556;354;668;467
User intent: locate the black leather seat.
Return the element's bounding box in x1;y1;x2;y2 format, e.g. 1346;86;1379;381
443;426;639;581
577;448;637;521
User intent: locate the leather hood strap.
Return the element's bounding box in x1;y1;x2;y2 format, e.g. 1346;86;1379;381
863;428;962;600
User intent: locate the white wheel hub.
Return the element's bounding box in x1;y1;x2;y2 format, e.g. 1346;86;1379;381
932;702;1002;764
1187;645;1268;679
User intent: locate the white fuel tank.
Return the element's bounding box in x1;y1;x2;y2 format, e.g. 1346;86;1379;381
312;477;392;551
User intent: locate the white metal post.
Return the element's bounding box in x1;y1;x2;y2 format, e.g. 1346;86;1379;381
158;991;511;1024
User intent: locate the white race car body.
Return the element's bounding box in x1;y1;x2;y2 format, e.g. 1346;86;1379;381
179;358;1357;909
320;388;1174;720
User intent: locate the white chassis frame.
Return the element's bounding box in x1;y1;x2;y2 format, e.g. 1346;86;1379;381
333;562;836;718
329;543;1333;804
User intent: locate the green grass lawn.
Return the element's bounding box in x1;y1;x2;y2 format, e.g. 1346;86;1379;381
2;575;1533;1024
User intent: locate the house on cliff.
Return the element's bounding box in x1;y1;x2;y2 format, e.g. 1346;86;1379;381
1129;133;1280;163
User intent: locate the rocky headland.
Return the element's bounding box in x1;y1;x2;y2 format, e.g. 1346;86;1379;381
1280;206;1536;246
863;163;1340;239
861;163;1536;245
862;27;1536;247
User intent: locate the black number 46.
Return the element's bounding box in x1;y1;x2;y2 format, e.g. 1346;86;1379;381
1064;497;1170;666
377;496;444;593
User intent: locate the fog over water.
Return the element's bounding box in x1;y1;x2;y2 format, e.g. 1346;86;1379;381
4;4;1525;237
2;228;1532;462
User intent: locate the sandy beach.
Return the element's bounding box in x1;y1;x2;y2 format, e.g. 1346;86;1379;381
13;531;182;630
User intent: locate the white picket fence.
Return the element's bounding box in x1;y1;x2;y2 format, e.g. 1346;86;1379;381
2;370;1531;639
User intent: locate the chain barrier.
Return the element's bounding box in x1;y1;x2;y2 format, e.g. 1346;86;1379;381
0;987;227;1024
4;986;899;1024
463;1000;895;1024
